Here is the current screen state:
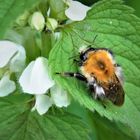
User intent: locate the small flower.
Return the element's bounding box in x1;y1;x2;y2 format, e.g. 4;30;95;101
19;57;70;115
30;12;45;31
50;84;70;107
0;40;26;97
65;0;91;21
32;95;53;115
19;57;54;94
0;40;26;72
0;74;16;97
46;18;58;31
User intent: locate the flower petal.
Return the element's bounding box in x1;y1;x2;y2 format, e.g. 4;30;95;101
65;1;91;21
19;57;55;94
50;84;70;107
10;43;26;72
0;74;16;97
0;41;18;68
34;95;53;115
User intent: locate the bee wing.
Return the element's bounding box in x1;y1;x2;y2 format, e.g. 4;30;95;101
101;75;125;106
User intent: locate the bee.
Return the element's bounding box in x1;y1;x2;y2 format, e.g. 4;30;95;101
56;46;125;106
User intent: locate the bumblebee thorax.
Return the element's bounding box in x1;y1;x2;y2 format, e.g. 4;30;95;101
80;50;115;83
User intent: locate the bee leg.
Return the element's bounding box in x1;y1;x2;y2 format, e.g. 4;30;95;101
102;102;106;109
100;100;106;109
89;84;106;108
89;83;105;99
56;72;87;82
96;97;106;109
73;59;83;66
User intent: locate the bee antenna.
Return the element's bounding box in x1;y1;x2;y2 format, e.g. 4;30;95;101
92;35;98;44
55;72;60;74
84;35;98;47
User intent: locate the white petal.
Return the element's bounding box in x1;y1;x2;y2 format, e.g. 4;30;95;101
0;41;18;68
50;84;70;107
34;95;53;115
0;74;16;97
10;44;26;72
19;57;55;94
65;1;91;21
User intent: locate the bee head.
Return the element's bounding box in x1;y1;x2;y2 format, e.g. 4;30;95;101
79;45;96;61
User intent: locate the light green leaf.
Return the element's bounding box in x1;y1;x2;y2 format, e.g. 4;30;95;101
0;94;90;140
49;0;140;138
0;0;41;38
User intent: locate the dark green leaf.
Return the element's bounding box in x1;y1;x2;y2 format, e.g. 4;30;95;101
91;112;136;140
0;94;90;140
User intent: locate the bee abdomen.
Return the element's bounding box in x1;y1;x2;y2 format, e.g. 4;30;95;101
105;83;124;106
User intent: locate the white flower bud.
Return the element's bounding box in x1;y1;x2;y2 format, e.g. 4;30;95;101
46;18;58;31
30;12;45;31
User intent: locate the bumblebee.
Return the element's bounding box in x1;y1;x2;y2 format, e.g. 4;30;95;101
56;46;125;106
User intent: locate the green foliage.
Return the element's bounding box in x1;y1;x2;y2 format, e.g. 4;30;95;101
125;0;140;17
0;94;90;140
91;112;136;140
0;0;140;139
0;0;41;39
49;0;140;138
49;0;67;20
67;101;136;140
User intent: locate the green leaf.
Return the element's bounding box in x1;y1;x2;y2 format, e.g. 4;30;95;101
49;0;140;138
125;0;140;18
0;0;41;39
91;112;136;140
0;94;90;140
67;101;136;140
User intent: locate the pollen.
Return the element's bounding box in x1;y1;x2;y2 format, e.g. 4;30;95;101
82;50;115;83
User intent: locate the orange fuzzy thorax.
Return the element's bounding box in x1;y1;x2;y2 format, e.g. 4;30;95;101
82;50;115;83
